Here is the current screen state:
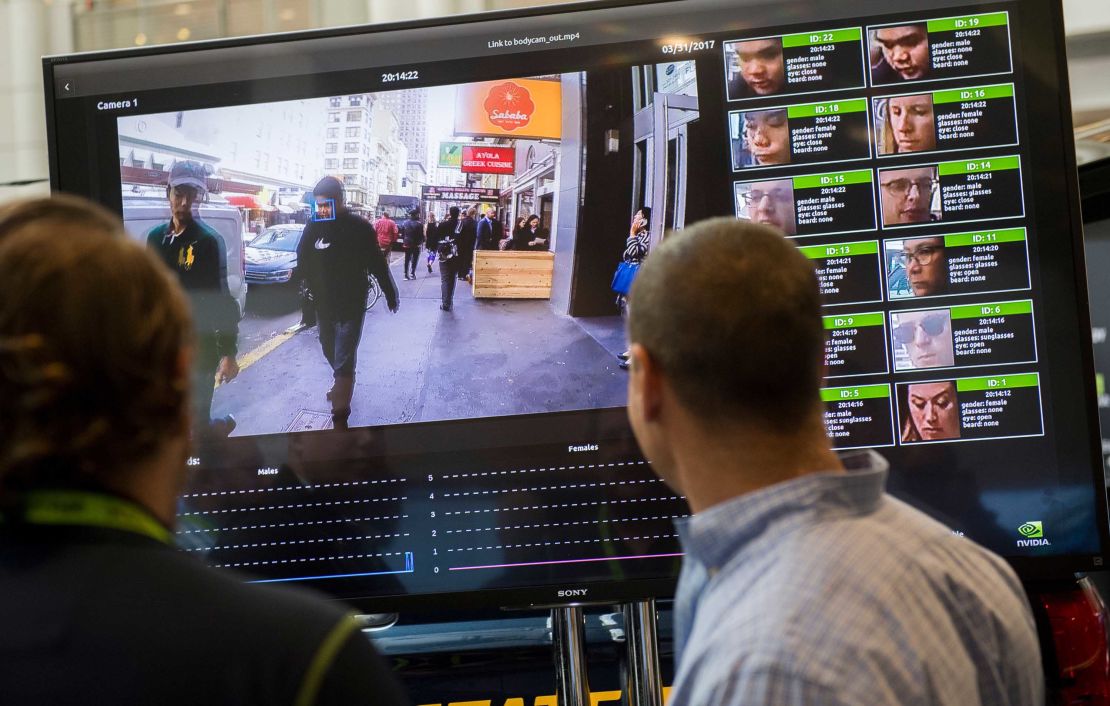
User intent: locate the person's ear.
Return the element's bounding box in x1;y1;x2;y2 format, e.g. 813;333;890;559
629;343;664;422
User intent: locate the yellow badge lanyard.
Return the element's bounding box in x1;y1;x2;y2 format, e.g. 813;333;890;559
0;490;172;545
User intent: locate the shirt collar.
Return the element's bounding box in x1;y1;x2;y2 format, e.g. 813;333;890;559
675;450;889;571
1;490;173;545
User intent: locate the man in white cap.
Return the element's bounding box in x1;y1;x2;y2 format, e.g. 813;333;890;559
146;160;240;438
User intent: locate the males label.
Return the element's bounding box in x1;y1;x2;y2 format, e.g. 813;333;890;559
873;83;1018;158
868;12;1013;86
731;99;871;171
884;228;1030;301
736;170;877;237
799;240;884;306
724;27;866;102
877;155;1024;229
823;312;889;377
890;299;1037;372
895;373;1043;444
822;384;895;449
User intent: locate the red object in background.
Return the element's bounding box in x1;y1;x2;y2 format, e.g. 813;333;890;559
483;81;535;132
226;194;264;209
1037;577;1110;705
461;145;516;175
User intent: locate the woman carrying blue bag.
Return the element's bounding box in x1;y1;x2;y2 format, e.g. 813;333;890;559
612;206;651;369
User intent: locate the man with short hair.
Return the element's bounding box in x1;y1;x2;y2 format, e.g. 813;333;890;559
727;38;786;98
400;209;424;280
872;24;932;83
298;177;399;429
0;196;409;706
146;160;239;438
624;217;1042;706
375;211;399;259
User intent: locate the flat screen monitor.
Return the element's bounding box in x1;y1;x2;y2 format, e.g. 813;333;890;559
42;0;1107;610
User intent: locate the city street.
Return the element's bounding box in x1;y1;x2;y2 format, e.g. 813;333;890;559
212;255;629;436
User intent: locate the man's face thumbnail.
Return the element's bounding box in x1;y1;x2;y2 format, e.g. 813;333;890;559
736;39;786;95
876;25;930;80
314;197;335;221
880;167;936;225
893;309;954;369
739;179;796;236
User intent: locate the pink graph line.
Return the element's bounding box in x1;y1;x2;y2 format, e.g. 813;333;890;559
449;552;683;572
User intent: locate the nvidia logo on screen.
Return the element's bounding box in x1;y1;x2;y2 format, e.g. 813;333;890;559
1016;521;1051;547
1018;521;1043;538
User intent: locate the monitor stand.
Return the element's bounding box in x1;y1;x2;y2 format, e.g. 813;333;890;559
550;600;664;706
552;605;591;706
623;599;664;706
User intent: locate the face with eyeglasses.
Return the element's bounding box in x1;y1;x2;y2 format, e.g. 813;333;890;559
880;167;937;225
892;309;954;369
743;110;790;165
898;237;946;296
738;179;796;235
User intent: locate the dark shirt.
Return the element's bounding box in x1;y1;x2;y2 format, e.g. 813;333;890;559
146;218;238;356
476;217;493;251
0;490;410;706
297;211;398;320
400;218;424;249
455;216;478;254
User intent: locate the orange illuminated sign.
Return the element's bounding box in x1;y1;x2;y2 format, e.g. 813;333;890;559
454;79;562;140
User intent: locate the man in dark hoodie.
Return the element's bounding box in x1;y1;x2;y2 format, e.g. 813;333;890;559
437;206;461;311
296;177;399;429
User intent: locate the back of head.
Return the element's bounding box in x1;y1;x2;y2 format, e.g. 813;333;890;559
449;206;460;219
0;196;191;498
628;217;824;430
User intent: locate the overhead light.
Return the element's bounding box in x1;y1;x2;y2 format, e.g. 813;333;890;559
177;27;191;41
134;33;148;46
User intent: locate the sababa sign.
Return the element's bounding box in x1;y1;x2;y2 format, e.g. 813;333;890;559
454;78;562;140
461;145;516;174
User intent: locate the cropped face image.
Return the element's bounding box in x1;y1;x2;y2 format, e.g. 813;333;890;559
887;94;936;153
880;167;939;225
904;381;960;441
874;25;931;81
892;309;955;370
313;197;335;221
737;179;796;235
742;109;791;166
733;39;786;96
899;237;947;297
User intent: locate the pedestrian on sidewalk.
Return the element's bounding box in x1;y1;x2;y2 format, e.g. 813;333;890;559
437;206;461;311
400;209;424;280
425;212;439;273
297;177;399;429
455;206;478;283
374;211;398;262
617;207;651;370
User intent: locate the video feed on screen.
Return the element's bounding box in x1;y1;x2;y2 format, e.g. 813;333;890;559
117;64;700;439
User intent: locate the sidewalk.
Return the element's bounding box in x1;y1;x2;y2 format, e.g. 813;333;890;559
211;257;629;435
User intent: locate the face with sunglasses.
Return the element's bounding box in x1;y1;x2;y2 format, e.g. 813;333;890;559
892;309;954;369
880;167;938;225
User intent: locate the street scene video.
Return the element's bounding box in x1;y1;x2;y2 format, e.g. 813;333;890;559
116;62;703;438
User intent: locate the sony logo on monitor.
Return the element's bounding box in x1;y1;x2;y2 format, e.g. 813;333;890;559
557;588;589;598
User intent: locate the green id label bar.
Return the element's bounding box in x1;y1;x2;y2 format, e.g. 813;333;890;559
787;98;868;119
927;12;1009;33
933;84;1014;104
799;240;879;258
950;300;1033;319
944;228;1026;248
821;384;891;402
781;27;863;48
937;156;1020;176
823;313;885;329
793;170;873;190
956;373;1039;392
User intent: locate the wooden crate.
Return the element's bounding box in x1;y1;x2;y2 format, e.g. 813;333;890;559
472;250;555;299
